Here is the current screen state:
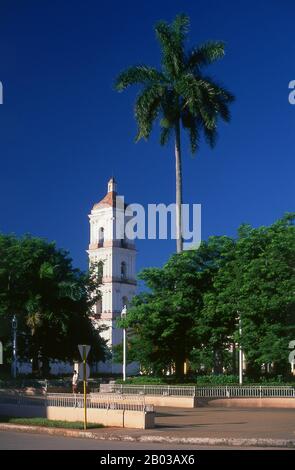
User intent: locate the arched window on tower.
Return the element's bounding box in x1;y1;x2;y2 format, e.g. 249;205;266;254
98;227;104;246
121;261;127;280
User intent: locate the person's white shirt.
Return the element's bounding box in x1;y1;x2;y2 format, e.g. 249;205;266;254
72;372;78;385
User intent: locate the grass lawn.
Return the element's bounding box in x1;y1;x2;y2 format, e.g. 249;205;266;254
0;416;103;429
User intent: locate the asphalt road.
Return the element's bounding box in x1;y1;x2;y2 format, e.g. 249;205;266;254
0;430;288;450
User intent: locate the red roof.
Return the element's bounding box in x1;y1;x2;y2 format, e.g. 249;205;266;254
92;191;117;209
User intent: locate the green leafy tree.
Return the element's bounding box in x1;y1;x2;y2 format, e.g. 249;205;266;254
116;13;234;252
191;236;237;374
118;243;224;376
117;216;295;379
234;215;295;376
203;214;295;377
0;234;106;375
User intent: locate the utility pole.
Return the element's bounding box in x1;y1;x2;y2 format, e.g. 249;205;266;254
83;346;87;430
78;344;90;431
239;314;243;385
121;305;127;382
12;315;17;379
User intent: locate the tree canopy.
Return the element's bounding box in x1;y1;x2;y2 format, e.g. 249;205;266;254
0;234;106;375
116;13;234;150
119;215;295;378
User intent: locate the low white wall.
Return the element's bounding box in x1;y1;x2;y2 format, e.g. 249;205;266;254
124;410;155;429
93;361;139;375
0;403;154;429
47;406;125;426
17;361;74;375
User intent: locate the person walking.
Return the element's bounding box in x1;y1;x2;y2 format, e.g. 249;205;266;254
72;370;79;394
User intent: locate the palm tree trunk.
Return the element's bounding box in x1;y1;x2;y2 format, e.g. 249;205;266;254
175;120;183;253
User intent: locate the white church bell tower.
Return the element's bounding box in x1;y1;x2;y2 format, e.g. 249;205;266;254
87;178;137;373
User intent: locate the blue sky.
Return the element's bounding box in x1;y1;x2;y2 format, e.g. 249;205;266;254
0;0;294;274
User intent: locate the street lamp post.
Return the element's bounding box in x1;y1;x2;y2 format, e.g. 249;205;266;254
238;314;243;385
11;315;17;379
121;305;127;382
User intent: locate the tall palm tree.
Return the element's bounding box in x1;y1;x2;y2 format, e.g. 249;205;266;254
116;14;234;253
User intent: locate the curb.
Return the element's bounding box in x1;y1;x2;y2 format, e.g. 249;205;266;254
1;423;295;448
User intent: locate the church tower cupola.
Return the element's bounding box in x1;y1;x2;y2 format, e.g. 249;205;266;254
108;177;117;193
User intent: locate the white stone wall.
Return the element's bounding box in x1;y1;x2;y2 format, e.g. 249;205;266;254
17;361;74;375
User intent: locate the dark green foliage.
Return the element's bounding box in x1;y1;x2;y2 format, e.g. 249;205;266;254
0;234;106;374
117;215;295;378
118;239;230;376
115;375;295;385
115;13;234;152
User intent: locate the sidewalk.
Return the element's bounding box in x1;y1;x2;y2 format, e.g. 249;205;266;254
1;407;295;448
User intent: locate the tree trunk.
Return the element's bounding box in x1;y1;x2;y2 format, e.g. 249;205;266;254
41;356;50;377
246;361;260;379
32;353;39;376
175;121;183;253
213;349;223;375
175;357;185;378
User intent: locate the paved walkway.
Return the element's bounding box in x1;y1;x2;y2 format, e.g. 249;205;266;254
152;407;295;440
1;406;295;448
89;406;295;442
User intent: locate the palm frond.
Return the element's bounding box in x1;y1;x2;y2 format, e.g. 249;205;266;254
189;125;200;154
26;311;42;335
176;74;216;128
115;14;234;156
26;296;43;335
155;20;185;78
215;100;231;122
199;77;235;122
204;78;235;103
115;65;165;91
188;41;225;70
134;84;164;140
159;126;173;146
59;281;83;301
181;111;200;154
203;126;218;148
171;13;190;44
177;74;234;132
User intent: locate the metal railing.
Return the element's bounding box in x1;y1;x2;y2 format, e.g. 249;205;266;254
0;391;153;412
195;386;295;398
46;393;153;412
104;384;295;398
109;384;196;396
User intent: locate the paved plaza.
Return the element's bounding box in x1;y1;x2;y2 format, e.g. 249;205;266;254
1;406;294;448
